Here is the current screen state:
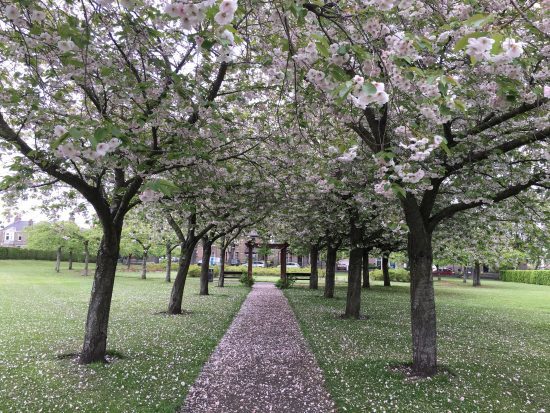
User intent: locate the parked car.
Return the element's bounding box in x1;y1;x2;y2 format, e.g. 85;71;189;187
286;262;301;268
432;268;454;276
229;258;241;266
197;257;221;266
336;259;349;271
252;261;266;267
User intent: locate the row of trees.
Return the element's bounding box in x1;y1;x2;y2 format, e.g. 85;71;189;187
0;0;547;377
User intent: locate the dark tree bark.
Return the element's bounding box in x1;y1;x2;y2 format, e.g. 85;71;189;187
55;246;61;273
309;244;319;290
382;252;391;287
463;265;467;283
127;253;132;270
403;196;437;376
166;210;218;313
345;215;363;319
80;223;122;364
200;237;213;296
363;248;370;288
218;246;226;287
362;248;371;289
83;240;90;276
141;250;148;280
165;243;172;283
167;246;194;314
473;261;481;287
324;243;339;298
68;249;73;270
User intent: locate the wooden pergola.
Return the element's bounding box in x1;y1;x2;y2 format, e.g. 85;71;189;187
245;241;289;281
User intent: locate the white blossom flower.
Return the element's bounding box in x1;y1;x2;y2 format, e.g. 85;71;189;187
502;38;523;58
219;0;238;14
139;189;163;203
30;10;47;22
214;10;234;25
55;142;80;160
58;39;77;52
5;5;20;20
54;125;67;137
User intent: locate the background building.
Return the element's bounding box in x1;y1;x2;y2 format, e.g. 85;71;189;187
0;215;33;248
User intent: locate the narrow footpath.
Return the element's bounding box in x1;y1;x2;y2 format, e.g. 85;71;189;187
181;282;336;413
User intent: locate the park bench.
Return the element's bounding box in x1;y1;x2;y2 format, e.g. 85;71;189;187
221;271;243;279
287;272;312;281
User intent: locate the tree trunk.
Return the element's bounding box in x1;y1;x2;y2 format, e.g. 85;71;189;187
218;246;226;287
68;249;73;270
55;246;61;273
382;252;391;287
83;240;90;276
165;243;172;283
362;248;370;289
407;227;437;376
167;246;194;314
462;265;467;283
200;240;213;296
127;253;132;270
141;250;148;279
309;245;319;290
324;244;338;298
473;261;481;287
80;224;122;364
345;217;363;319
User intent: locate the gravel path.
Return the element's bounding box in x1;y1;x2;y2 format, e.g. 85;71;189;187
181;282;336;413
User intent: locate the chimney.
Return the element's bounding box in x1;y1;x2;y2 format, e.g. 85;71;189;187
15;214;21;222
28;219;33;226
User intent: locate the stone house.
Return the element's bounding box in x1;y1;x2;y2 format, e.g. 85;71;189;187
0;215;33;248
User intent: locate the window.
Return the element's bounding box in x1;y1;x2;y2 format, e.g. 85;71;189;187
5;234;9;241
18;235;22;241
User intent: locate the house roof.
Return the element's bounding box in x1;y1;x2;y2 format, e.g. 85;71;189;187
2;220;32;232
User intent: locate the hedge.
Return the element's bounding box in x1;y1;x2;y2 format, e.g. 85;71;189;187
500;270;550;286
0;247;96;263
371;269;411;283
138;263;325;278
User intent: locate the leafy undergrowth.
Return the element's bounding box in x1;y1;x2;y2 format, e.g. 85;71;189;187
0;260;249;412
285;279;550;413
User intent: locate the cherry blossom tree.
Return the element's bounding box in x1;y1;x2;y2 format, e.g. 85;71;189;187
266;0;548;375
0;0;255;363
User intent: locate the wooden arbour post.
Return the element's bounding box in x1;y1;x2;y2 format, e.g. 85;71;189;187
246;241;254;282
280;243;288;282
245;241;289;283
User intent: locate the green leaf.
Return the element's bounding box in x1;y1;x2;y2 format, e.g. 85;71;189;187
68;127;83;138
316;41;330;58
440;141;451;156
391;183;406;199
438;80;448;96
464;13;494;29
362;82;377;95
328;65;350;82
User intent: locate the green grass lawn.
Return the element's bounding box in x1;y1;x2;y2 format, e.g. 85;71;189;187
0;260;249;412
285;279;550;413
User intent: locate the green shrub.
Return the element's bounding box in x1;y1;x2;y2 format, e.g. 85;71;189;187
239;271;255;287
222;265;325;277
0;247;96;263
187;265;220;278
275;277;295;289
371;269;410;283
500;270;550;286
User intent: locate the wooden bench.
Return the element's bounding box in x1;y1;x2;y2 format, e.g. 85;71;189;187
221;271;243;279
287;272;312;281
